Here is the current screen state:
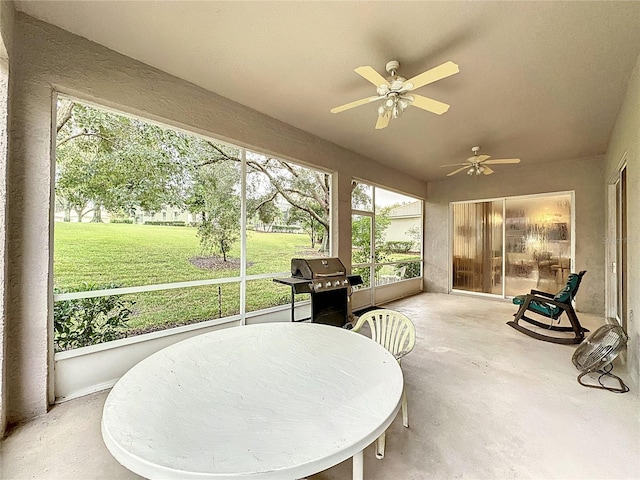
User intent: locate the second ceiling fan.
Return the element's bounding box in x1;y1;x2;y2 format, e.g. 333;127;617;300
442;146;521;176
330;60;459;129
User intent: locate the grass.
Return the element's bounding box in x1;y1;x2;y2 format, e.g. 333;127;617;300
54;223;318;334
53;222;420;344
54;223;317;289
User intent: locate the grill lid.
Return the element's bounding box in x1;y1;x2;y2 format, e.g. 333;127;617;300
291;257;346;279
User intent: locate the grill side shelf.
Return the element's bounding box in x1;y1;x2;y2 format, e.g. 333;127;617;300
272;277;312;323
273;277;313;294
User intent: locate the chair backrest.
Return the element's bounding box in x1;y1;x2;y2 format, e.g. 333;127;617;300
553;270;587;303
396;265;407;279
352;309;416;360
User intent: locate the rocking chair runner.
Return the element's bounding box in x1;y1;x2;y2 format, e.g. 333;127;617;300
507;270;589;344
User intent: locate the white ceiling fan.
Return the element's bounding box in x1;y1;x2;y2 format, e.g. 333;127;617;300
442;146;521;176
330;60;459;129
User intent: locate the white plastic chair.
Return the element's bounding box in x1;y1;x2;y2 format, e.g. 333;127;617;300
352;308;416;459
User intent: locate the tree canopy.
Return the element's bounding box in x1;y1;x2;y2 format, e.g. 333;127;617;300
55;99;332;256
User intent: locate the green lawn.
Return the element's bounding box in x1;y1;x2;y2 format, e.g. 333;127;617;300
53;222;420;348
54;223;317;289
54;223;317;335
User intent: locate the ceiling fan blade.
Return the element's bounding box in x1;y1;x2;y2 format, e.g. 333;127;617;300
482;166;495;175
482;158;521;165
402;61;459;91
410;94;450;115
447;166;469;177
330;96;383;114
468;154;491;163
440;162;469;168
354;66;390;87
375;111;391;129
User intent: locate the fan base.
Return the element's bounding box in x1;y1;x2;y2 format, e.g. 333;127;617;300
577;370;629;393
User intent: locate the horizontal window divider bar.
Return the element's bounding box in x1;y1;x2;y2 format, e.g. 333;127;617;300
246;271;290;281
54;277;242;301
54;272;295;301
377;261;422;266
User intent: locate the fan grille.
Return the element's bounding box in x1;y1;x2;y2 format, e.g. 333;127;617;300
572;324;628;372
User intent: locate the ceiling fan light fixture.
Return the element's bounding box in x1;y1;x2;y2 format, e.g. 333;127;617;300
402;97;412;107
467;164;483;176
330;59;459;129
443;146;521;177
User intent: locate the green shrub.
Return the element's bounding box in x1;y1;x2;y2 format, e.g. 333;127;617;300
402;261;421;279
53;283;135;352
386;241;414;253
110;219;133;224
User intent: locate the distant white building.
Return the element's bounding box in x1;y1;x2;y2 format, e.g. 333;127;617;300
54;204;197;224
133;207;194;224
384;201;422;251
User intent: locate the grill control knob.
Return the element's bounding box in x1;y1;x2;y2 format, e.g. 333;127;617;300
334;280;341;287
325;282;332;288
342;279;349;285
315;283;322;290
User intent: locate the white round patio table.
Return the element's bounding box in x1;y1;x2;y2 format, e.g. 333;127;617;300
102;322;403;480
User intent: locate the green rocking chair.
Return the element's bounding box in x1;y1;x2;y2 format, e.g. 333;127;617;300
507;270;589;345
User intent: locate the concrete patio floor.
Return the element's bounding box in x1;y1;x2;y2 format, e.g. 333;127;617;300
2;293;639;479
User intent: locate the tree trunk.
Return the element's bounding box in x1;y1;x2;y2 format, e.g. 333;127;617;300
221;240;227;262
91;205;103;223
320;226;329;253
64;208;71;222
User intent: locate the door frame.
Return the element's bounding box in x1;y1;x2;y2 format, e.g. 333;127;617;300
606;153;627;329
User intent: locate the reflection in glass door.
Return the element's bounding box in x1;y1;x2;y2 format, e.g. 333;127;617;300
452;193;573;297
504;194;572;296
452;201;503;294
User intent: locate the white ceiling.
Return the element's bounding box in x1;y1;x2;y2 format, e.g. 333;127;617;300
15;1;640;181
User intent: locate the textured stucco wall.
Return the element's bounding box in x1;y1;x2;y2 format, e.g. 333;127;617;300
425;155;605;314
0;0;14;440
5;14;427;424
604;53;640;388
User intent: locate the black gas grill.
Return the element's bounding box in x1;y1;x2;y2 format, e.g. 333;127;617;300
274;257;362;327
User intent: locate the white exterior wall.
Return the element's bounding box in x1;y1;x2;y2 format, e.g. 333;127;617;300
385;201;421;247
4;14;427;425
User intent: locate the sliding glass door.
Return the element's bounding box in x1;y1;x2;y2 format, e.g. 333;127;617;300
452;192;573;297
452;201;503;294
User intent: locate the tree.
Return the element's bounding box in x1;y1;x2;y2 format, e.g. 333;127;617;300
287;202;325;248
351;208;391;284
55;101;190;222
255;198;280;232
55;99;333;258
197;146;331;252
191;155;241;261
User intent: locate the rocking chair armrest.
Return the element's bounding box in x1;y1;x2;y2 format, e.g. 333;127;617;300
530;289;554;298
524;293;572;310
